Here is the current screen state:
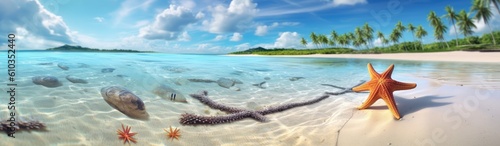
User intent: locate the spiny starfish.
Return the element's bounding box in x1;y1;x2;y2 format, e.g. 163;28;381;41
165;126;181;141
117;124;137;144
352;63;417;119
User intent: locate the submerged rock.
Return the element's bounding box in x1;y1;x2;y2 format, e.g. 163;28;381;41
231;78;243;84
289;77;305;81
57;63;69;70
217;78;235;88
32;76;62;88
65;75;88;84
153;84;188;103
252;81;266;89
37;62;53;65
188;78;216;83
77;63;90;68
100;86;149;120
101;68;115;73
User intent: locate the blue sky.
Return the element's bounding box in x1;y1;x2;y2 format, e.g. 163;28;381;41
1;0;499;53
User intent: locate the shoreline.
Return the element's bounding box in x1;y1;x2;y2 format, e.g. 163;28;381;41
226;51;500;63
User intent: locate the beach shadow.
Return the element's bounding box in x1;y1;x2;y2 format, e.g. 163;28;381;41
367;95;452;116
397;95;452;116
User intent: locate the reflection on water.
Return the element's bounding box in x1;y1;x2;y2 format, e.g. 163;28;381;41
300;57;500;89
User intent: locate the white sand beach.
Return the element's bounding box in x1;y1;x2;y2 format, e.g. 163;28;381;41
226;51;500;145
228;51;500;63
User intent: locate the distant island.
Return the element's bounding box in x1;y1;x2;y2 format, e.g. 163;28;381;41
229;47;356;55
46;45;155;53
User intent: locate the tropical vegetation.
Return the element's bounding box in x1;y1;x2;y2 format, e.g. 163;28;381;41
230;0;499;55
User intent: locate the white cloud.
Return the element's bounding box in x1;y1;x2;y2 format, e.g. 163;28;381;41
94;17;104;23
0;0;75;49
230;32;243;41
214;35;225;41
133;20;149;28
373;38;383;47
196;12;205;19
273;32;302;48
139;5;198;40
235;43;251;51
203;0;258;34
255;22;300;36
255;25;269;36
112;0;155;25
332;0;367;6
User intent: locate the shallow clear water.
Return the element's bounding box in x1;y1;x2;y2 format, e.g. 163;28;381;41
0;52;499;145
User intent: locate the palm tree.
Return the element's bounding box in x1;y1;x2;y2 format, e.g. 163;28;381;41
310;32;319;48
300;37;308;48
428;11;450;49
484;0;500;15
337;34;346;48
363;23;374;48
330;30;338;47
443;5;460;46
415;25;428;50
376;31;386;48
354;27;367;49
319;34;329;48
472;0;497;45
390;28;402;50
457;10;477;44
347;32;355;47
407;23;417;50
395;21;406;42
382;38;390;48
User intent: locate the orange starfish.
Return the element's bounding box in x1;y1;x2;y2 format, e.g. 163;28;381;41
117;124;137;144
352;63;417;119
164;126;181;141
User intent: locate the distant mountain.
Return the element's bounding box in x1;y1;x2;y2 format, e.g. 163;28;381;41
46;45;154;53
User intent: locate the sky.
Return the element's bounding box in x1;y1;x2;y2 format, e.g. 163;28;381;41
1;0;499;53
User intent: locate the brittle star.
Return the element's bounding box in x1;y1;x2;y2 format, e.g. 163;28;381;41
179;81;366;125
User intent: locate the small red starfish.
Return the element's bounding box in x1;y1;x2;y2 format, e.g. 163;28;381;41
165;126;181;141
117;124;137;144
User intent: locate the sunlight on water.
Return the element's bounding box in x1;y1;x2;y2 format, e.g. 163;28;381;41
0;51;498;145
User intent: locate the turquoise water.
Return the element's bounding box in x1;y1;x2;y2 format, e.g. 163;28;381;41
1;52;499;145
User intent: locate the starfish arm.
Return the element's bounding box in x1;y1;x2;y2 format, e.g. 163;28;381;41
381;95;401;119
367;63;381;79
379;85;401;119
357;86;381;109
380;64;395;79
389;80;417;91
352;81;375;92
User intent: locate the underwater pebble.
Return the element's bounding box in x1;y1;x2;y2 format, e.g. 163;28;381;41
57;63;69;70
289;77;305;81
217;78;235;88
37;62;53;65
32;76;63;88
65;75;88;84
101;68;115;73
188;78;216;83
100;86;149;120
252;81;266;89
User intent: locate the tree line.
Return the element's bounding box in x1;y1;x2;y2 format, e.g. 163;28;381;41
301;0;499;51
